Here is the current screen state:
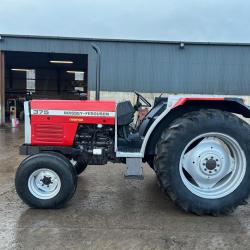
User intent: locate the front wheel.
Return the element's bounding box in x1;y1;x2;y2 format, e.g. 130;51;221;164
70;159;87;175
15;153;77;208
155;109;250;215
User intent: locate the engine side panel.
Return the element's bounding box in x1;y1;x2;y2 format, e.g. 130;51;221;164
30;100;116;146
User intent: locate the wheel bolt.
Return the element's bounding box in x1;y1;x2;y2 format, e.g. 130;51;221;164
209;171;212;173
204;168;207;171
217;164;220;167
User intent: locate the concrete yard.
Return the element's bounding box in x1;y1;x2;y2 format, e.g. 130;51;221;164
1;127;250;250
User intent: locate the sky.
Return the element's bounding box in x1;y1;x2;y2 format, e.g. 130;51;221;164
0;0;249;43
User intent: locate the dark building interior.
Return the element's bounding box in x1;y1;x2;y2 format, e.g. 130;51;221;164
4;51;88;121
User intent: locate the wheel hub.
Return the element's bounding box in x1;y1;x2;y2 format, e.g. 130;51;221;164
40;176;53;186
187;138;229;181
180;133;246;199
205;158;217;170
28;168;61;199
199;153;223;176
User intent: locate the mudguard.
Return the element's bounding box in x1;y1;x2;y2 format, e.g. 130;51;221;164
140;96;250;157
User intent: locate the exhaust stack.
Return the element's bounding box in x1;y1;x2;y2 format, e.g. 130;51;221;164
91;43;101;100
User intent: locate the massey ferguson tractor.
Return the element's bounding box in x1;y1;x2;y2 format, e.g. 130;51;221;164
15;44;250;215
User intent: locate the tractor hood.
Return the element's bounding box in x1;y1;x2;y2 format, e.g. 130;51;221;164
25;100;116;146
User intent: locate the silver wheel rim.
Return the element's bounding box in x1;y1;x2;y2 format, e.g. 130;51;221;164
28;168;61;200
179;132;246;199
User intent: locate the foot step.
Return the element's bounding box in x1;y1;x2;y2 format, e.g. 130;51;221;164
124;158;144;180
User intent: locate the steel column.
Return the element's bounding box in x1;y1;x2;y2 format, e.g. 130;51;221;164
0;51;5;125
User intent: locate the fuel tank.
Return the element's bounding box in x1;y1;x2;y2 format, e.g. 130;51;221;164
29;100;116;146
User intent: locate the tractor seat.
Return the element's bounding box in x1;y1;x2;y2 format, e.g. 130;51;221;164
117;101;135;126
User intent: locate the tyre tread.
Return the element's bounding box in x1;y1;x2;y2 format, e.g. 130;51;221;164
154;109;250;215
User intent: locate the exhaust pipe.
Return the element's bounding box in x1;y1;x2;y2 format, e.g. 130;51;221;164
91;43;101;100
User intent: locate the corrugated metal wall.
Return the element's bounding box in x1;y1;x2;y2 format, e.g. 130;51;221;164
100;42;250;95
1;35;250;95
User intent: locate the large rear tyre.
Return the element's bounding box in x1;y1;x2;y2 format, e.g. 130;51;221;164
155;109;250;215
15;153;77;208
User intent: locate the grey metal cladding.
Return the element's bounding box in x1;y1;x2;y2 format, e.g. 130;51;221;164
1;34;250;95
99;42;250;95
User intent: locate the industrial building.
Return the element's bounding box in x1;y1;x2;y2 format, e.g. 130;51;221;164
1;34;250;125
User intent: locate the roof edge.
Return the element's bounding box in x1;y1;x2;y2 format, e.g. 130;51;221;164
1;33;250;47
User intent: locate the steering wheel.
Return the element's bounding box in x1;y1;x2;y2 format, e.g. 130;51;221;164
134;92;151;110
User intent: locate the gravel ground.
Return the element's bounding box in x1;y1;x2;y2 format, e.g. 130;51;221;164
0;126;250;250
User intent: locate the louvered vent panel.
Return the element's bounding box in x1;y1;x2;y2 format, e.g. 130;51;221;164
34;124;64;143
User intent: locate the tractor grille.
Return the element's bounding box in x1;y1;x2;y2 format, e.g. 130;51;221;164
33;124;64;143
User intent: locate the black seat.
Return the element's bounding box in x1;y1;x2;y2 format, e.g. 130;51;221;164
117;101;135;126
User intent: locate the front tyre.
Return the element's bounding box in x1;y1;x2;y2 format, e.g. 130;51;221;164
70;159;87;175
15;153;77;208
155;109;250;215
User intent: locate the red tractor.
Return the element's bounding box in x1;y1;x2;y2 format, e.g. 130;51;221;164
15;45;250;215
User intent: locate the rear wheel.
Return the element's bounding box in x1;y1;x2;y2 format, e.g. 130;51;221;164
155;109;250;215
15;153;77;208
146;156;154;170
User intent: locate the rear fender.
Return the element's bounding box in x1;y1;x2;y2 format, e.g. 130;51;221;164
143;96;250;156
